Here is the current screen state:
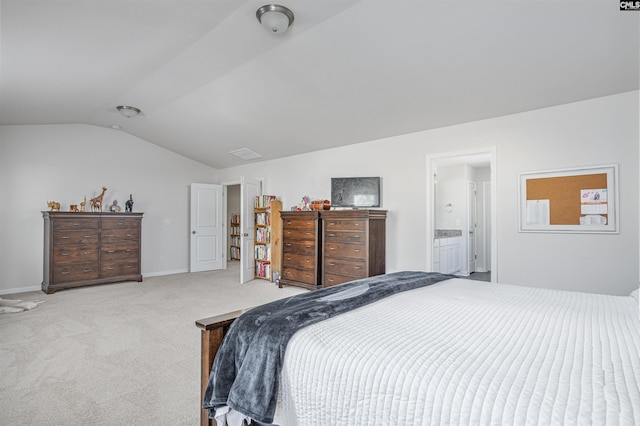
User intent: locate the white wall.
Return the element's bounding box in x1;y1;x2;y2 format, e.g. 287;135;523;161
218;92;639;295
1;92;637;296
0;124;218;294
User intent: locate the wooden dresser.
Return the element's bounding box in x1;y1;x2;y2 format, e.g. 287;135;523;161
42;211;143;293
321;210;387;287
279;211;322;290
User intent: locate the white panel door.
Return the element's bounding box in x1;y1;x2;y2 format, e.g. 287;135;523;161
240;177;261;283
190;183;223;272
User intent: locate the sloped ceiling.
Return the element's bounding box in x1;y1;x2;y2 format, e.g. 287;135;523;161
1;1;638;169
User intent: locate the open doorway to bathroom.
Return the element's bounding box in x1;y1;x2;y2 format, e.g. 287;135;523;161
426;148;496;282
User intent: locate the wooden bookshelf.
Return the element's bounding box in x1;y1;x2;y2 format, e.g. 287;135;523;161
229;213;240;260
254;198;282;282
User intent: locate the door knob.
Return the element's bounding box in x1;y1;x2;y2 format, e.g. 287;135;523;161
192;231;196;234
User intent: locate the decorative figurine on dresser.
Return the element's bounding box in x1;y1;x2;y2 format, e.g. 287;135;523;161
42;208;143;294
90;187;107;212
109;200;122;212
125;194;134;212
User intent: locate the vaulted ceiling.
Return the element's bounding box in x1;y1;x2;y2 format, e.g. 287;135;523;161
1;1;638;169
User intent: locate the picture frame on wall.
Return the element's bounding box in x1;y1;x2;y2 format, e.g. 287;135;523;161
518;164;619;233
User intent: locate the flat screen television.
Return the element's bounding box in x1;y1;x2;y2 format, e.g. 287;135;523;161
331;177;381;208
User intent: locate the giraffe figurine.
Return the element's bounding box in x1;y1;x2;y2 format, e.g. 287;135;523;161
90;187;107;212
79;196;87;212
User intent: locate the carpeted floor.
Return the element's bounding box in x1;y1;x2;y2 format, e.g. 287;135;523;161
0;263;305;425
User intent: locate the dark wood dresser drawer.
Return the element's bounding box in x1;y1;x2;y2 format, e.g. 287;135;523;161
101;218;139;230
281;267;317;285
53;230;99;246
101;229;140;244
324;231;365;244
53;219;99;232
53;263;99;283
324;257;367;279
101;260;139;278
324;242;367;259
282;239;316;255
323;273;356;287
53;246;99;264
101;245;139;261
283;228;317;239
282;252;316;269
323;219;366;232
282;218;316;230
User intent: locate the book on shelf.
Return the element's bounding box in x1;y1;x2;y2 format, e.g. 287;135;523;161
254;244;271;261
255;261;271;279
230;213;240;224
255;195;277;209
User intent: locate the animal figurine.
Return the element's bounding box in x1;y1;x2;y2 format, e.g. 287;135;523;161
79;197;86;212
125;194;134;213
47;201;60;211
90;187;107;212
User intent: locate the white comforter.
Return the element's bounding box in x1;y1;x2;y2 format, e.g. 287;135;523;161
276;279;640;425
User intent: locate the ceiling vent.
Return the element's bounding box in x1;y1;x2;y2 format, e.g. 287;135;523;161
229;148;263;161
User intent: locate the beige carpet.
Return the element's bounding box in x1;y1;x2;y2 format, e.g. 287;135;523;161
0;263;305;425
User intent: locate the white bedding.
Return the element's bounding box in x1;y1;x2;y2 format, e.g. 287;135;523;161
276;279;640;425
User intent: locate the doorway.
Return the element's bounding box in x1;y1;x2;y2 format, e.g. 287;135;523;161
426;148;497;282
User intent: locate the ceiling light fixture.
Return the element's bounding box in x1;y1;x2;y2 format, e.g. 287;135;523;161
256;4;294;34
116;105;142;118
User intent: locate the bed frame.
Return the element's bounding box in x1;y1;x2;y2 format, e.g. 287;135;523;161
195;309;246;426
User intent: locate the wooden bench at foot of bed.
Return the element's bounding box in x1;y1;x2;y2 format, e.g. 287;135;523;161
196;309;248;426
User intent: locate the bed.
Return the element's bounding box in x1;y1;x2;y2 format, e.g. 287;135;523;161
195;272;640;426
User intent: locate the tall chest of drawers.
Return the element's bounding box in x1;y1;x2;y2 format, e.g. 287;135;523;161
321;210;387;287
42;212;143;293
279;211;321;290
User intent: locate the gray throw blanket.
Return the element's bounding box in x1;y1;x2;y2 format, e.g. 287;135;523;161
203;271;454;424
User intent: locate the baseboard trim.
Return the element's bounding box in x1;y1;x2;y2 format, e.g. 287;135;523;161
143;269;190;278
0;285;42;296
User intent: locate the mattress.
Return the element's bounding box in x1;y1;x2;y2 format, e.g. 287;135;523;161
276;279;640;425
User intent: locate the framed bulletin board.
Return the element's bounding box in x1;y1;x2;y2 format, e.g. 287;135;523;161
518;164;619;233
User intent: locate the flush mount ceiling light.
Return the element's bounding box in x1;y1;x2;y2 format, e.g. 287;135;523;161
116;105;142;118
256;4;294;34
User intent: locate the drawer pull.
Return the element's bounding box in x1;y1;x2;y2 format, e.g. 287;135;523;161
353;249;360;253
328;233;335;237
285;243;292;247
61;253;70;256
354;235;360;238
107;267;114;270
117;222;124;226
83;269;92;273
61;236;70;239
329;247;335;250
61;271;70;275
126;250;132;253
84;235;93;238
305;259;310;263
306;246;312;249
329;263;336;266
126;234;133;237
73;223;81;227
285;257;291;260
107;250;116;253
353;266;362;269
